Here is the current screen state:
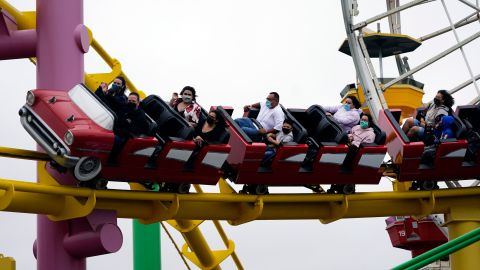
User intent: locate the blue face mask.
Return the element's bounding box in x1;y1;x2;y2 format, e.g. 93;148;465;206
343;104;351;111
109;84;120;93
360;121;369;129
266;100;272;109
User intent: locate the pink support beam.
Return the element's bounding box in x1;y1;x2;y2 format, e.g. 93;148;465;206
0;10;36;60
33;1;122;270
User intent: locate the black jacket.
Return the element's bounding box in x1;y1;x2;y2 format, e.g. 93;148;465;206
95;87;128;117
117;106;151;137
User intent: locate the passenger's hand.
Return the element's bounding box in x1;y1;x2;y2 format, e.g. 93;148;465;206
420;119;426;127
267;136;276;143
243;105;251;112
258;128;267;134
193;136;204;145
326;112;332;116
100;82;108;93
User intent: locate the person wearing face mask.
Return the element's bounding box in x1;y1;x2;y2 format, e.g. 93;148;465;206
402;90;454;141
323;96;362;132
235;92;285;142
348;113;376;147
95;76;128;117
169;86;201;127
108;92;150;166
193;109;227;145
262;119;294;164
341;113;376;172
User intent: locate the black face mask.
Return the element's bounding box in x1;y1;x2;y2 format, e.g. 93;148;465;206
127;102;136;110
282;128;291;134
433;98;441;106
206;116;215;125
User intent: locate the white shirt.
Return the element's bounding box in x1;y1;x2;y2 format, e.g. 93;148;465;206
257;101;285;131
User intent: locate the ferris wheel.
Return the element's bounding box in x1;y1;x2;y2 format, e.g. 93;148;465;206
340;0;480;120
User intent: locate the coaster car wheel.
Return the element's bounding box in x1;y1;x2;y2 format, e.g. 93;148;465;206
74;156;102;182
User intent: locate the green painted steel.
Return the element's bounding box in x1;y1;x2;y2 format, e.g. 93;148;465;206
133;220;161;270
391;227;480;270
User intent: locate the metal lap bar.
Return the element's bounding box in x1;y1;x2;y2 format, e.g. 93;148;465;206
382;30;480;90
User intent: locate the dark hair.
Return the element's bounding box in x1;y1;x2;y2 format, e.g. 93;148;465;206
116;76;127;94
210;109;225;128
269;92;280;101
180;86;196;101
283;118;293;126
347;96;361;109
360;113;372;127
129;92;140;100
437;90;454;108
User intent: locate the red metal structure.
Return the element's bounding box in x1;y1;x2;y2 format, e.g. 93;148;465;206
386;216;448;258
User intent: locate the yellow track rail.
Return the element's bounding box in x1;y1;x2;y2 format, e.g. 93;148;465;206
1;176;479;224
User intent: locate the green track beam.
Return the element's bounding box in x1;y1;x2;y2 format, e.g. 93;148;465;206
391;227;480;270
133;220;161;270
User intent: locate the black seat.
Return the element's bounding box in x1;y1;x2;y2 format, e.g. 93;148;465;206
306;105;348;144
371;122;386;145
245;108;264;130
451;114;467;140
140;95;195;140
280;105;308;144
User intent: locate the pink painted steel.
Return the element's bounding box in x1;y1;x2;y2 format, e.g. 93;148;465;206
36;0;85;90
34;1;122;270
0;11;36;60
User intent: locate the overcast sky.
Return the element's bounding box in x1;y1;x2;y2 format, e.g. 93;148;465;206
1;1;479;269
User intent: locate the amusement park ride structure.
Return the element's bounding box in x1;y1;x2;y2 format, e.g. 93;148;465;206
0;0;480;270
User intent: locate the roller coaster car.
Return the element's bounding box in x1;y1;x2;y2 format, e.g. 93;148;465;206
289;105;387;185
377;109;476;187
222;106;309;187
19;84;229;190
221;105;386;194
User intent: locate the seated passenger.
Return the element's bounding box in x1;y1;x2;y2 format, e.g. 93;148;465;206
435;115;454;141
193;109;227;145
348;113;376;147
169;86;201;127
95;76;128;117
263;119;294;163
341;113;376;172
234;92;285;142
323;96;362;132
108;92;150;165
402;90;454;141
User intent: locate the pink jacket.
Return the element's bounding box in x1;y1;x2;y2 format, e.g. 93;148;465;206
322;104;361;132
349;125;376;147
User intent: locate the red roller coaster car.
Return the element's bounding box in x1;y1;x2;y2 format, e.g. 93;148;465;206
19;84;230;192
377;108;480;190
219;105;387;194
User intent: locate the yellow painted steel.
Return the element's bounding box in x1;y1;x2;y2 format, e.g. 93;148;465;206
445;206;480;270
193;184;244;270
1;176;480;222
0;146;50;161
342;83;424;120
0;254;15;270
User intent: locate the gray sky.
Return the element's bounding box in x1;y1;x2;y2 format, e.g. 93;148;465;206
1;0;479;269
